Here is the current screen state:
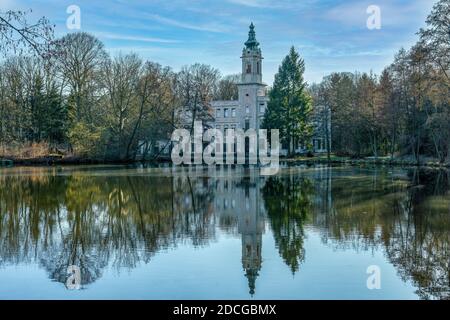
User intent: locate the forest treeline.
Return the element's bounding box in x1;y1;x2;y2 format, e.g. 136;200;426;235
0;0;449;163
0;30;239;160
310;1;450;163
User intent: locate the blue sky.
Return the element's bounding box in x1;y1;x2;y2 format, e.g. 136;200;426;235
1;0;437;84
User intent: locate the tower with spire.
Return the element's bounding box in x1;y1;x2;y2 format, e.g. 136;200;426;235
237;23;268;132
241;22;263;84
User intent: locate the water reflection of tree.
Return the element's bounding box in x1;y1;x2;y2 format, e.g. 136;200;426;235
0;170;215;287
385;170;450;300
320;168;450;300
262;174;313;274
320;169;404;250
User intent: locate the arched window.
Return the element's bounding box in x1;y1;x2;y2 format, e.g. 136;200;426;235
246;63;251;74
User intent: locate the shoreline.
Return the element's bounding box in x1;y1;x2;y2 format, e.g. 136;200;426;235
282;156;450;169
1;155;449;169
0;156;171;167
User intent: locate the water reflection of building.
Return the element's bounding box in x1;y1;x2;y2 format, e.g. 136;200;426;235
213;167;266;295
240;208;264;296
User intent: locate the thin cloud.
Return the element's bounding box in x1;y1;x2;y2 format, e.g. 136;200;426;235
228;0;272;8
95;32;180;44
146;14;230;33
228;0;319;9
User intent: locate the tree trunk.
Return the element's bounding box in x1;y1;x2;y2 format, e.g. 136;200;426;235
126;95;146;160
289;136;294;158
325;121;331;163
390;127;396;161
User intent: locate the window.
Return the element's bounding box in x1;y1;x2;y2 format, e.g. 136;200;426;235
257;62;260;74
216;108;221;118
231;124;236;130
231;108;236;117
224;108;229;118
246;106;250;114
260;103;265;113
245;120;250;130
246;63;251;74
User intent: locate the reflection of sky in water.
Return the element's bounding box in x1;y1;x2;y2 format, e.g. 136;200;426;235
0;230;418;299
0;165;448;299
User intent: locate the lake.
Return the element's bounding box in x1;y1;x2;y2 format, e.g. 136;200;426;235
0;165;448;300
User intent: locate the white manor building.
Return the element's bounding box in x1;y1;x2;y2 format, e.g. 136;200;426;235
143;23;329;158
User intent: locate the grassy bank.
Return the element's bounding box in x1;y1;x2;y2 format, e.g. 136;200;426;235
0;142;172;166
1;146;449;169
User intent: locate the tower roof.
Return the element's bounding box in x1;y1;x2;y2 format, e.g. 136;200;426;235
245;23;260;50
245;268;259;296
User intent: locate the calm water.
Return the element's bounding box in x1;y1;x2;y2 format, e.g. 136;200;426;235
0;165;448;300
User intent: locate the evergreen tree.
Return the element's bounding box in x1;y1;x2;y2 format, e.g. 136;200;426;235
29;75;67;144
29;74;45;141
263;47;313;156
44;85;67;144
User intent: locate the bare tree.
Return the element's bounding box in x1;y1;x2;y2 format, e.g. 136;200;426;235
419;0;450;84
100;53;142;159
57;32;107;123
128;62;176;161
215;74;240;100
0;10;54;57
176;64;220;133
309;84;332;161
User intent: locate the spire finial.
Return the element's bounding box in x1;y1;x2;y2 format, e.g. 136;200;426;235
245;22;259;50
